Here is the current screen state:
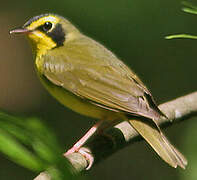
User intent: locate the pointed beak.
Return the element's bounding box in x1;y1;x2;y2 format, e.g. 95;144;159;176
9;28;31;35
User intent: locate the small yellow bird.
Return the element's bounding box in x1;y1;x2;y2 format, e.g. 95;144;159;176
10;14;187;169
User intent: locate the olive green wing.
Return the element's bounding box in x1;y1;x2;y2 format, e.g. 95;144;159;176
41;53;160;120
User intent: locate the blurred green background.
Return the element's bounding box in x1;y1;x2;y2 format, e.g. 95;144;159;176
1;0;197;179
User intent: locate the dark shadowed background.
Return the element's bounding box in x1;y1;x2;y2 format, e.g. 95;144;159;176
1;0;197;179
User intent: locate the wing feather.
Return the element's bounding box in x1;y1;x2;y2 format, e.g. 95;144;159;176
41;36;161;119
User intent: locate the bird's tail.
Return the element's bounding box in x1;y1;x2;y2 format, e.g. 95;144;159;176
129;118;187;169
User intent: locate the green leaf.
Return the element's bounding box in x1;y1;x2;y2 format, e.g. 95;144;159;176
165;2;197;40
0;111;79;179
165;34;197;40
0;128;45;171
182;1;197;15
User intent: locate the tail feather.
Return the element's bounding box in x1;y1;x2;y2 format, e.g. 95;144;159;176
161;133;187;169
129;119;187;169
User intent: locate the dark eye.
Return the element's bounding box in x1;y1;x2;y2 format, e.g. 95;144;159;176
42;22;52;32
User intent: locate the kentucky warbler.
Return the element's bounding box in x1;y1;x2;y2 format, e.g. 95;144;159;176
10;14;187;169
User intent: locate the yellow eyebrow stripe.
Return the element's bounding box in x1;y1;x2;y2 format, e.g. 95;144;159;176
27;15;60;30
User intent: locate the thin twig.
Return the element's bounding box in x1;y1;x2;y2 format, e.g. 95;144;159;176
34;92;197;180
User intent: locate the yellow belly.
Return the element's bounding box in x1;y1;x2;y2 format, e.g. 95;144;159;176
38;73;115;120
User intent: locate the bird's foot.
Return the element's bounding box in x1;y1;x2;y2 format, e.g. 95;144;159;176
64;147;94;170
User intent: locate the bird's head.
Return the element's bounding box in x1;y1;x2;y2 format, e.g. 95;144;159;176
10;14;80;53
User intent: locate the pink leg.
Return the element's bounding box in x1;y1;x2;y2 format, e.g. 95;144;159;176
64;120;103;169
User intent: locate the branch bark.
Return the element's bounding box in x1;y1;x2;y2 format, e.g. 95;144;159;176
34;92;197;180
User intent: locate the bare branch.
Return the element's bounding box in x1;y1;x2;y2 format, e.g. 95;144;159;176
34;92;197;180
